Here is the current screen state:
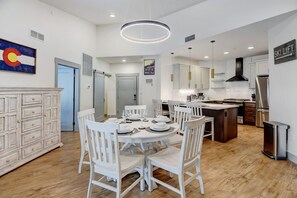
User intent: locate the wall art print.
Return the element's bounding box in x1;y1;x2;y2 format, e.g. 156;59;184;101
144;59;155;75
0;38;36;74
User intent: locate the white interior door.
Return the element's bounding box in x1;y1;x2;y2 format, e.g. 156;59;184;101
116;74;138;117
94;73;105;122
58;65;75;131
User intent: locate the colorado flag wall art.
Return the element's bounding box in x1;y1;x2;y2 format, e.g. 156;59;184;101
0;39;36;74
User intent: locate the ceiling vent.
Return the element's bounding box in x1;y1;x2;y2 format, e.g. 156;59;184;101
30;30;45;41
185;34;195;43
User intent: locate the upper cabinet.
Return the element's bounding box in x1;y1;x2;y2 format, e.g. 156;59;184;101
248;60;268;88
172;64;209;90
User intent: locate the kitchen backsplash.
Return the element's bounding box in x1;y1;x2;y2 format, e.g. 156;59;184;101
172;81;255;101
204;81;255;100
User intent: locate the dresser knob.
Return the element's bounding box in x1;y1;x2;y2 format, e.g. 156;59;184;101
32;98;35;101
6;160;10;163
32;111;35;114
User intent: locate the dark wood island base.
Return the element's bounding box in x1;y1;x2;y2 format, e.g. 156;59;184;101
203;107;238;143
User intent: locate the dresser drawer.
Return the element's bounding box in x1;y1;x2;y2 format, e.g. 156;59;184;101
22;94;42;105
43;135;59;148
22;141;42;159
22;130;42;146
0;151;20;168
22;106;42;119
22;118;42;132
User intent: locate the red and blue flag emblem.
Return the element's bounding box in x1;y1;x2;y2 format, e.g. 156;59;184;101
0;39;36;74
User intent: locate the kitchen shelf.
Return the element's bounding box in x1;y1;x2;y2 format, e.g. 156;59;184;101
211;79;225;82
211;87;225;89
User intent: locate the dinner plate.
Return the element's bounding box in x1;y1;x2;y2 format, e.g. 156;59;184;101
119;126;133;134
127;118;141;121
149;125;170;132
154;118;171;123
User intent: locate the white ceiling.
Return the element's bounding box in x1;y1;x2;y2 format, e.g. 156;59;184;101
174;11;295;61
40;0;206;25
39;0;296;64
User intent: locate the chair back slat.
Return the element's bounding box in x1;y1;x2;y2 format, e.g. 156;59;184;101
186;102;204;116
180;116;205;167
173;107;192;133
125;105;147;117
78;109;95;149
152;99;162;117
168;100;180;120
85;120;120;172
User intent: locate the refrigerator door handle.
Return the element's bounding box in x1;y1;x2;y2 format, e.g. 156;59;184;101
267;78;270;106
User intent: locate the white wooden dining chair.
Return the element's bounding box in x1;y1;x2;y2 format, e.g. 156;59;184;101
168;100;180;121
167;106;192;146
148;116;206;197
186;102;214;141
124;105;147;117
85;120;145;198
77;108;95;174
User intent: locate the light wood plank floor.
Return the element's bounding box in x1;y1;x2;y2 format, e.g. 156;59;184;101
1;125;297;198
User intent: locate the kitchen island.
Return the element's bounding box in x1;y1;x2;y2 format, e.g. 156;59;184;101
202;104;238;143
162;102;238;143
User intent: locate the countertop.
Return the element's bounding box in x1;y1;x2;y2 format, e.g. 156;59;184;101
163;101;239;110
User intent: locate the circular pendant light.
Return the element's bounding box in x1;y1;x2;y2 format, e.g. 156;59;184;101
120;20;171;44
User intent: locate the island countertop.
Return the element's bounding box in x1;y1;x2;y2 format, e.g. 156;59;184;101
162;101;239;110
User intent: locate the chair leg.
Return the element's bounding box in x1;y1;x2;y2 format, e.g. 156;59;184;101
196;164;204;195
78;149;85;174
87;167;94;198
148;160;153;192
178;173;186;198
116;178;121;198
211;120;214;141
140;165;145;191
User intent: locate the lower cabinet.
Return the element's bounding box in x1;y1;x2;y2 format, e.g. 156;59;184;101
0;88;62;176
244;102;256;125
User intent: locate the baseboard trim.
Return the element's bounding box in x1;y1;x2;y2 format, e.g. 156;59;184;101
288;152;297;164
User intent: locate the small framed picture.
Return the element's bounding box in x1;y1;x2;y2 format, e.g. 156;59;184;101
144;59;155;75
0;38;36;74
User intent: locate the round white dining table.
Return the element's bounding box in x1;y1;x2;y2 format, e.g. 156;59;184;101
117;118;179;149
115;117;180;190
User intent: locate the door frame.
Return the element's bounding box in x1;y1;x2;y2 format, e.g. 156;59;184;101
55;58;80;131
116;73;139;117
93;70;105;122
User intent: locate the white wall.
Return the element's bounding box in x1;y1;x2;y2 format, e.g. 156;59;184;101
0;0;98;110
107;57;161;116
268;13;297;162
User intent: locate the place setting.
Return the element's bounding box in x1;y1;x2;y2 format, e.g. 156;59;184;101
151;115;173;124
145;122;174;133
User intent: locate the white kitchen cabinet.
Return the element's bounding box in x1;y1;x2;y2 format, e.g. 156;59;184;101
200;67;210;89
0;88;62;176
256;60;269;75
173;64;190;89
249;60;268;88
173;64;209;90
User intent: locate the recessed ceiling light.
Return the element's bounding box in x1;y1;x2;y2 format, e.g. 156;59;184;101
109;14;116;18
224;51;229;55
122;59;126;62
248;46;254;50
204;56;209;59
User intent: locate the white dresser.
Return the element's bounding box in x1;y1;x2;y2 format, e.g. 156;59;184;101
0;88;63;176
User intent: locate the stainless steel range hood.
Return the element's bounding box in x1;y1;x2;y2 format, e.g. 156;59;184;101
226;58;248;82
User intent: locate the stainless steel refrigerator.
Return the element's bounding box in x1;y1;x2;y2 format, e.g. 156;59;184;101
256;75;269;127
